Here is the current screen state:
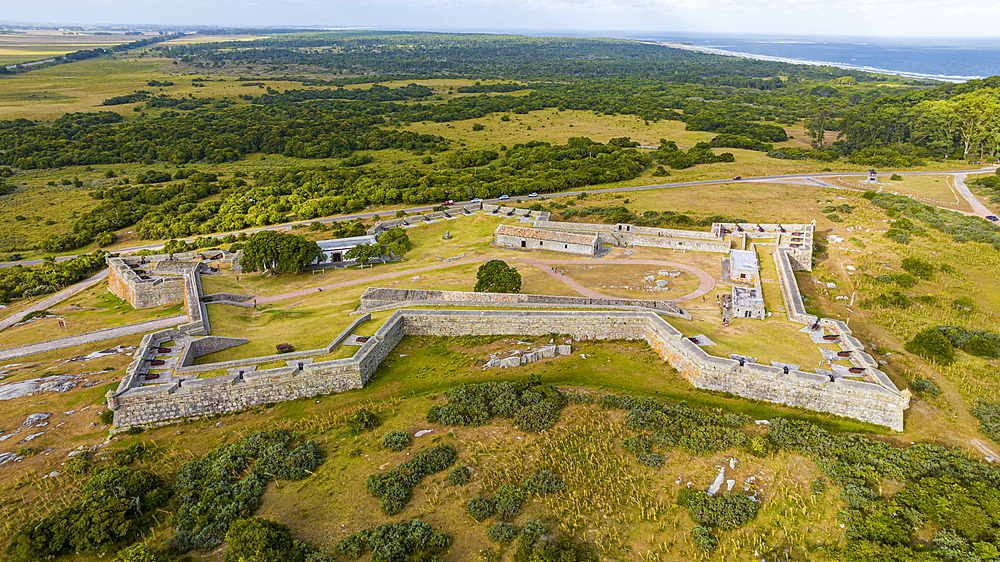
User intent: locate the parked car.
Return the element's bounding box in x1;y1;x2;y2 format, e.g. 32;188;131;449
733;176;742;180
987;215;999;222
442;200;454;205
471;198;482;203
499;194;509;200
528;192;538;197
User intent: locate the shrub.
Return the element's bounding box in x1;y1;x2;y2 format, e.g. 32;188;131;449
514;401;559;432
428;377;566;433
524;470;564;495
66;455;92;475
346;409;381;431
224;518;304;562
890;174;903;181
494;485;529;520
366;445;456;515
488;522;517;545
115;544;160;562
464;497;495;521
448;466;471;486
337;521;451;562
952;296;975;312
688;493;760;529
168;430;323;553
904;328;955;364
826;213;843;222
7;467;168;561
910;378;940;395
381;430;412;452
99;410;114;425
636;453;665;468
622;435;652;456
691;525;718;552
901;257;933;280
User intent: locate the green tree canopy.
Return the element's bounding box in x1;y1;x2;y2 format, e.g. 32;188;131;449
241;231;321;274
345;242;382;264
474;260;522;293
378;227;411;257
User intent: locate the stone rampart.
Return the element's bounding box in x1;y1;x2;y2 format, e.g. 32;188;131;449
172;313;371;375
200;293;254;307
110;309;907;431
356;287;688;318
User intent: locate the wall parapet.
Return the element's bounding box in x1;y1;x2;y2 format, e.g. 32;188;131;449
355;287;688;318
109;309;907;432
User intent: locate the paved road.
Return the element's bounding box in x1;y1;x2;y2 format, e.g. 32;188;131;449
0;269;109;331
0;313;187;362
256;256;715;306
3;167;996;270
953;173;997;219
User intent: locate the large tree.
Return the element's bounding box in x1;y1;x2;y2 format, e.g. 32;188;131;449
474;260;521;293
240;231;321;274
378;227;411;257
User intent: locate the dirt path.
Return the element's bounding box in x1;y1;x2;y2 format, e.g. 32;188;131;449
254;256;715;306
0;313;187;361
0;268;109;332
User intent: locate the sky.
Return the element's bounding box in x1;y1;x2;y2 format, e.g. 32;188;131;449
6;0;1000;38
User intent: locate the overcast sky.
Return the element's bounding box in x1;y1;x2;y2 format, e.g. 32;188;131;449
7;0;1000;37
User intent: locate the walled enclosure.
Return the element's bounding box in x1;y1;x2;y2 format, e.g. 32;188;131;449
356;287;688;317
109;308;908;431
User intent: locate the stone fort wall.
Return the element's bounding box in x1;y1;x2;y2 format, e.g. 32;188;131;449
109;309;908;431
356;287;688;318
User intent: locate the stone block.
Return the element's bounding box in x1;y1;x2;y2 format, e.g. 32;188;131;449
500;357;521;368
557;345;572;355
539;346;557;358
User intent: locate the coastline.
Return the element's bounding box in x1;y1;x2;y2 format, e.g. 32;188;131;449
647;40;978;83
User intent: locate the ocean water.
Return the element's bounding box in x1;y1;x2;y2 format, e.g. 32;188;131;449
636;33;1000;83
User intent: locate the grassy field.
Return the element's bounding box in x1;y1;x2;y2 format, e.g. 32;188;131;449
0;284;182;347
0;30;144;66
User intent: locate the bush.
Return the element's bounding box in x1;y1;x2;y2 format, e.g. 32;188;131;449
464;497;495;521
524;470;564;495
169;430;323;553
428;377;566;433
691;525;718;552
494;485;529;520
337;521;451;562
346;409;382;431
890;174;903;181
66;455;92;475
224;518;304;562
7;467;168;561
99;410;114;425
952;296;975;312
901;257;933;280
904;328;955;364
910;378;940;395
688;493;760;529
636;453;665;468
366;445;457;515
115;544;160;562
514;401;559;432
488;522;517;545
381;430;412;452
448;466;471;486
